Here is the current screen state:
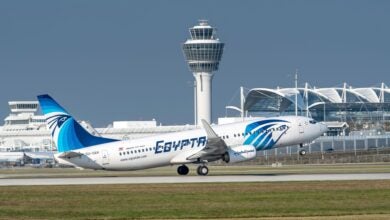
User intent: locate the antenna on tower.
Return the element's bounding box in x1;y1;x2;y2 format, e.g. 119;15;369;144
295;69;298;116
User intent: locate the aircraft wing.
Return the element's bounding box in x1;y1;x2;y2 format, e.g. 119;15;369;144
186;119;228;162
57;151;84;159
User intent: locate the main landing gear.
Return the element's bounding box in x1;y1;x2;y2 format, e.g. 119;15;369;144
176;164;209;176
196;165;209;176
177;165;189;175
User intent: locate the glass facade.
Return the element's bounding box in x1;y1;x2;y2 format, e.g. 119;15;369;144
183;43;224;61
182;21;224;73
10;104;38;110
190;28;214;40
385;93;390;102
245;87;390;131
182;43;224;72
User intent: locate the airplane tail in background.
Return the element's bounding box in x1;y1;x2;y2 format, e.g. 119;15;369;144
37;94;118;153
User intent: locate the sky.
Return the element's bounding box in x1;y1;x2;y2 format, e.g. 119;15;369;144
0;0;389;127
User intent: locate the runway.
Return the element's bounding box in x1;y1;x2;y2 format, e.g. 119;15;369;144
1;173;390;186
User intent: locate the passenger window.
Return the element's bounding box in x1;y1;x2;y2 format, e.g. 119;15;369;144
119;152;122;156
131;151;133;154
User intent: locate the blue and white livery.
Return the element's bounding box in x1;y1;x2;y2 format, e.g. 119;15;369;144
37;94;327;175
38;95;118;152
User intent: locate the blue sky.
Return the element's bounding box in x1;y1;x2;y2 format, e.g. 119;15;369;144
0;0;389;126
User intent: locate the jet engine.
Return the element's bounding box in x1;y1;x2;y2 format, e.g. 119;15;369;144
222;145;257;163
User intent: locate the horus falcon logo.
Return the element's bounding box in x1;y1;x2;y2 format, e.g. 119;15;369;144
243;119;290;150
46;114;71;136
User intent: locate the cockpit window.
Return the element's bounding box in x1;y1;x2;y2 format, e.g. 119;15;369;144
309;120;317;124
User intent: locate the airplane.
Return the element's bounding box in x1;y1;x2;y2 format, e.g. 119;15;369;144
0;152;26;165
37;94;327;175
0;151;54;166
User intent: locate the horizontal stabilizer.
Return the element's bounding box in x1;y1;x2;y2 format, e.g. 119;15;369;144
58;151;84;159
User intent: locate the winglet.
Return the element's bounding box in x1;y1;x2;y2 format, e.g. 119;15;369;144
201;119;218;138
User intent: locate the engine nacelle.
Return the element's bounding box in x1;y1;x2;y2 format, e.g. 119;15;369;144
222;145;257;163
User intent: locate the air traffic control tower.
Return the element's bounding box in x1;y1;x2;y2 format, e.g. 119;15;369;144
182;20;224;125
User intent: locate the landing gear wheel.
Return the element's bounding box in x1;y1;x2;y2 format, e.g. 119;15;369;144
299;149;306;156
197;165;209;176
177;165;189;175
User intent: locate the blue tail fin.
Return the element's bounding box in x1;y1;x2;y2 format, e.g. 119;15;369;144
37;94;118;152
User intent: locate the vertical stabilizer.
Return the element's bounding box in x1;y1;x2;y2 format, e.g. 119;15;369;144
37;94;118;152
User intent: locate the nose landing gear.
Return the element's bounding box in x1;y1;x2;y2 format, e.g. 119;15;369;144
299;143;306;156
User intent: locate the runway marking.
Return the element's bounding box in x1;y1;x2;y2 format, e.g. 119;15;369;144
1;173;390;186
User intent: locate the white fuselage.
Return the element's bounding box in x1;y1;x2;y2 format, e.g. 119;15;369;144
56;116;326;171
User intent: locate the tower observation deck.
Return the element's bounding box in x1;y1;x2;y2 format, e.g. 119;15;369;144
182;20;224;125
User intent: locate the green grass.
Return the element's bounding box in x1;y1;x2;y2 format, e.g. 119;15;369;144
1;180;390;219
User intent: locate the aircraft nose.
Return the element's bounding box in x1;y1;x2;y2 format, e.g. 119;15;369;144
319;122;328;134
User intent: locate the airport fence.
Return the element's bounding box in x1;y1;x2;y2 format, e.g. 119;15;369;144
214;134;390;165
258;134;389;155
255;148;390;165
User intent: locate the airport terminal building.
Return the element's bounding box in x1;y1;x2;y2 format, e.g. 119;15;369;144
0;83;389;165
244;83;390;132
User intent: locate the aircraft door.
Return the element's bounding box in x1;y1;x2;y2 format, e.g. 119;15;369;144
101;150;110;165
298;121;304;134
